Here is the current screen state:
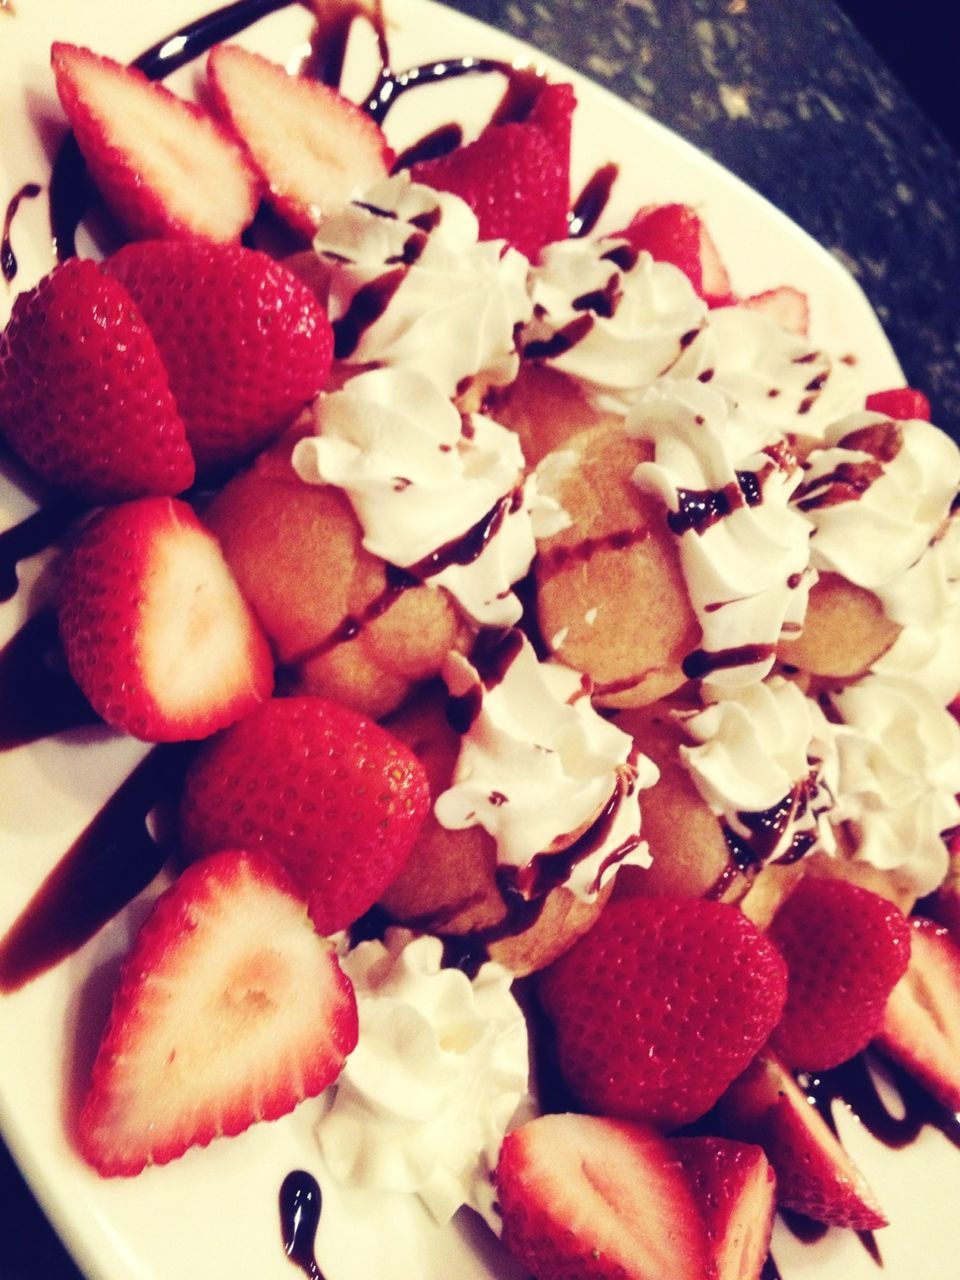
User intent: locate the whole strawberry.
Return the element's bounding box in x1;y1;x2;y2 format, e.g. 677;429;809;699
767;876;912;1070
106;240;333;472
179;696;430;934
537;896;787;1128
0;259;194;503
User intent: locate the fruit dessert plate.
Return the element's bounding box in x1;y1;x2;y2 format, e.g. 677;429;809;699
2;2;959;1280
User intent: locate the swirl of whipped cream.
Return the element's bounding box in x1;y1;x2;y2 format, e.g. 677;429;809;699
434;630;658;900
828;674;960;896
676;677;838;867
522;239;707;410
292;367;567;627
316;929;530;1230
629;378;815;689
668;306;866;441
792;411;960;626
311;172;531;398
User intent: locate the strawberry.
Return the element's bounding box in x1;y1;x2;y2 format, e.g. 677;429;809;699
874;917;960;1109
766;877;912;1071
207;44;393;237
179;696;430;934
737;285;810;336
865;386;932;420
617;203;734;306
58;496;273;742
537;897;788;1128
496;1113;713;1280
106;240;333;471
51;43;259;243
525;79;576;209
671;1137;776;1280
716;1051;886;1230
411;119;569;261
77;849;358;1176
0;259;194;503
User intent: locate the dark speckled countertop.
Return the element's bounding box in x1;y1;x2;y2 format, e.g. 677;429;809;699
3;1;959;1277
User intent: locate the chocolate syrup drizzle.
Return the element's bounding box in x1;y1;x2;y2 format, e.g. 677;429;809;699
2;181;41;283
280;1170;328;1280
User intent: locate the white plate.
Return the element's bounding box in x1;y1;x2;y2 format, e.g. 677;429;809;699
0;2;954;1278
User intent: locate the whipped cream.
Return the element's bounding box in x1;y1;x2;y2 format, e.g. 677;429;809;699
792;411;960;626
316;929;530;1230
669;306;866;440
522;239;707;410
676;677;838;867
311;172;531;398
292;367;567;626
828;674;960;896
629;378;815;689
434;630;658;900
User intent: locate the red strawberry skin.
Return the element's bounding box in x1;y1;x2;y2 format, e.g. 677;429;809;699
78;849;358;1176
618;203;734;306
58;496;273;742
179;696;430;934
537;897;787;1128
767;877;912;1070
0;260;194;503
865;386;931;421
671;1136;775;1280
106;240;333;472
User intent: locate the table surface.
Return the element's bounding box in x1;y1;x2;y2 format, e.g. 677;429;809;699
3;0;960;1277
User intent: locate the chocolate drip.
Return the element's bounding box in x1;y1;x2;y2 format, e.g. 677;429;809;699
794;458;885;511
523;313;594;361
2;181;41;283
366;56;513;125
393;123;463;170
572;271;620;319
568;163;619;239
0;609;100;752
682;642;775;680
332;267;406;358
406;486;524;580
279;1170;327;1280
133;0;293;77
668;469;763;537
722;773;820;870
469;625;525;690
0;496;85;603
0;743;192;991
537;524;652;574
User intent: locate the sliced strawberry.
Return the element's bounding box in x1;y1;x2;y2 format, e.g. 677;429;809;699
617;203;734;306
179;696;430;934
921;839;960;943
737;285;810;336
0;259;194;503
537;897;787;1128
716;1052;886;1230
411;119;569;261
77;849;358;1176
51;43;259;243
58;497;273;742
497;1113;713;1280
874;917;960;1109
865;387;932;421
207;44;393;236
106;240;333;472
671;1137;776;1280
525;79;576;210
767;877;912;1071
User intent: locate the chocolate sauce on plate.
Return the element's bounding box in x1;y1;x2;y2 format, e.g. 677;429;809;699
0;608;100;751
0;494;85;603
2;181;41;283
280;1170;327;1279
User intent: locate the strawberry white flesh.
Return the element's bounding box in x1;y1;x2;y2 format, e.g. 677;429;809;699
875;917;960;1109
497;1112;712;1280
78;850;359;1176
738;285;810;336
208;44;393;236
672;1136;776;1280
52;43;259;242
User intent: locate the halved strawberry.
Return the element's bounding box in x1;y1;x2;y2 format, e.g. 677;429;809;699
716;1052;886;1230
51;43;259;242
671;1137;776;1280
737;285;810;336
77;849;358;1176
617;203;734;306
865;387;932;421
767;877;912;1071
0;259;194;503
207;44;393;236
874;916;960;1109
58;496;273;742
179;696;430;934
106;240;333;472
497;1113;713;1280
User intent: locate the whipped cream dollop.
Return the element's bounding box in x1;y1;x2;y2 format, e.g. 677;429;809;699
311;173;531;398
629;378;815;689
292;367;567;626
669;307;866;441
828;674;960;896
523;239;707;410
434;630;658;901
316;930;530;1230
676;677;838;867
792;412;960;626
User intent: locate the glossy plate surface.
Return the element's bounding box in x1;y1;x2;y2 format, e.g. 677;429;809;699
0;2;955;1278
